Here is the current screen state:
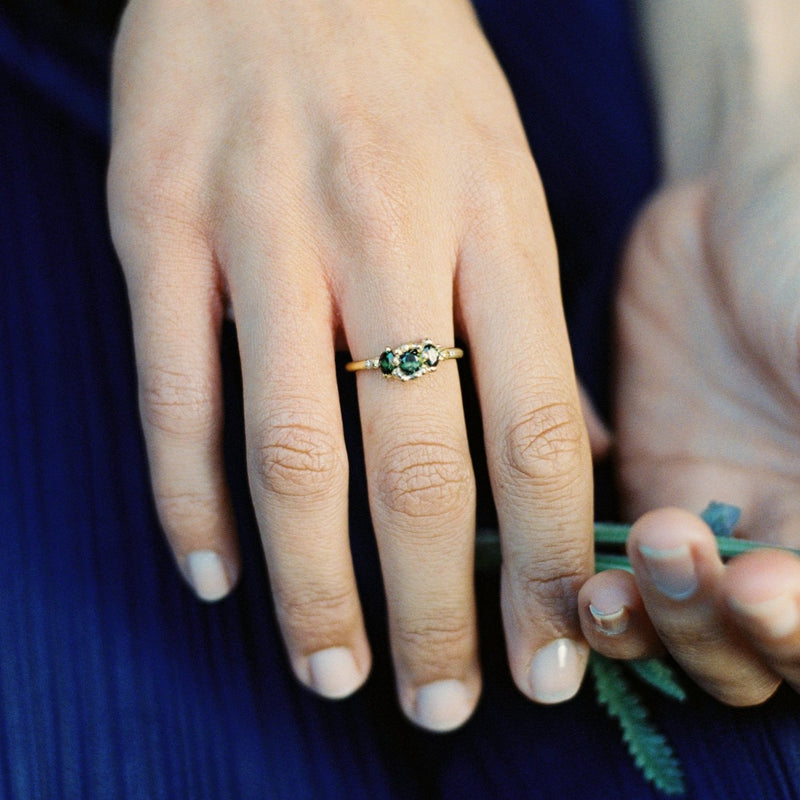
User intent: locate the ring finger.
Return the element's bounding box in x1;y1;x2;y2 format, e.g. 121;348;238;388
341;244;480;732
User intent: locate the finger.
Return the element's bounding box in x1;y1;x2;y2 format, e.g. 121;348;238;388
122;232;240;602
723;549;800;693
340;242;479;731
628;508;780;705
228;235;371;701
579;570;664;659
459;169;593;704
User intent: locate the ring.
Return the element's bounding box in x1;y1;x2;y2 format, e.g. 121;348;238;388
345;339;464;381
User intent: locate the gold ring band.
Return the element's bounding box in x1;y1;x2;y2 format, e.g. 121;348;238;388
346;339;463;381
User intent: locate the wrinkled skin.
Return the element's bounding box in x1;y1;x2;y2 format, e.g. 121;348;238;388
108;0;597;732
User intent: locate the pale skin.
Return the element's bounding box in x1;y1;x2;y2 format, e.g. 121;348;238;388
107;0;597;733
581;0;800;704
109;0;800;729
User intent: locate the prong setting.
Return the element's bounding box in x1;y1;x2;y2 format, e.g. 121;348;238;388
345;339;463;379
379;339;444;380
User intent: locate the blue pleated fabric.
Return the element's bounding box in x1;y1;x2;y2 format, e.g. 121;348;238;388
1;2;800;798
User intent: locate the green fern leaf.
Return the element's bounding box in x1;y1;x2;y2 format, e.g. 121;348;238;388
590;654;686;796
627;659;687;703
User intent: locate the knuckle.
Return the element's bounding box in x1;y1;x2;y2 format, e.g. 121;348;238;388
141;367;217;439
500;401;587;489
507;559;587;618
153;488;220;549
461;149;540;226
274;582;357;641
108;142;204;253
339;140;394;202
249;411;347;502
394;613;474;674
375;441;474;522
324;129;416;251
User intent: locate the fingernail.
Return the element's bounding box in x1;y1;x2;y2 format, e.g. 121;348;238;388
528;638;586;704
185;550;231;602
639;543;697;600
589;603;630;636
307;647;363;699
412;680;473;732
729;594;800;639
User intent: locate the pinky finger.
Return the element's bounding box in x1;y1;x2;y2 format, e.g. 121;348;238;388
127;265;240;602
579;570;664;660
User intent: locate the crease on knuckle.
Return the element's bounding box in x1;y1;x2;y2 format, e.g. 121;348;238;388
274;582;356;640
501;402;586;489
153;488;219;548
375;441;474;522
141;367;216;438
250;413;346;501
508;562;587;615
394;614;474;674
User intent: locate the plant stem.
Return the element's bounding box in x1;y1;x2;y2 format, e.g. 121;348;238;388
476;522;800;574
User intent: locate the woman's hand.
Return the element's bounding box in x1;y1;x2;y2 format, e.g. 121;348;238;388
580;137;800;703
108;0;594;731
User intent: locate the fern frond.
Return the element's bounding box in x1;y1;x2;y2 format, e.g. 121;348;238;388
590;654;686;796
627;659;687;703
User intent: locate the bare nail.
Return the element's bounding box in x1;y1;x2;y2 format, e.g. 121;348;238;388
528;638;587;704
412;680;473;732
589;603;630;636
639;543;697;600
307;647;363;699
185;550;231;602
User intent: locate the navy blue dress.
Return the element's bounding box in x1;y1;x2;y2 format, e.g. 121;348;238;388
2;2;800;797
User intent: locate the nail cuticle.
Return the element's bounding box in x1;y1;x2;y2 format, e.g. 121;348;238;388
589;603;630;636
638;543;698;601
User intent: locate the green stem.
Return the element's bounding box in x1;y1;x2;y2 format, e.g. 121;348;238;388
593;521;800;561
593;553;634;573
476;522;800;574
592;522;632;547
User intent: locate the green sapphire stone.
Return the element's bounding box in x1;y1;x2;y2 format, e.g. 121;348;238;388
422;343;439;366
379;349;395;375
399;349;422;375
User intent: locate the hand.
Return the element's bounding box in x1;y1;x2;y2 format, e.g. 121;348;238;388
107;0;594;730
579;138;800;704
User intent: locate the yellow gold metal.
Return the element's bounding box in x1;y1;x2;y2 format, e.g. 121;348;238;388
345;340;463;381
